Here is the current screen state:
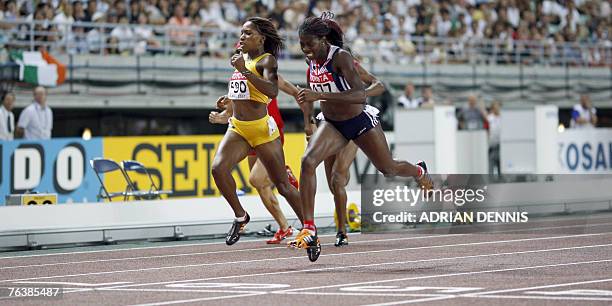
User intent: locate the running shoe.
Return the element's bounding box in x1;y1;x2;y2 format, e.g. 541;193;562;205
334;232;349;247
288;229;321;261
266;226;293;244
288;229;315;249
226;212;250;245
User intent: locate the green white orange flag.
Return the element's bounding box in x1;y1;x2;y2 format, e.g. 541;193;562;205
10;50;66;87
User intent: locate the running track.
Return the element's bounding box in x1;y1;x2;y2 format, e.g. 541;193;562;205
0;213;611;305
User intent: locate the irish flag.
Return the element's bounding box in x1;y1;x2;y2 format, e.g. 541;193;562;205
10;50;66;87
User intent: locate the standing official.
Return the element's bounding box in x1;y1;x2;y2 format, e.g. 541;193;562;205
0;92;15;140
16;86;53;140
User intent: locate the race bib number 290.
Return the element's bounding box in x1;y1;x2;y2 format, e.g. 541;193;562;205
228;72;250;100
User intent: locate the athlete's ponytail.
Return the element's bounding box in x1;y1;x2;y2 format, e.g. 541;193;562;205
299;12;344;48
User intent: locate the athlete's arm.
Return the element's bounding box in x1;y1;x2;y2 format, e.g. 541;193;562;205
230;52;279;98
241;53;279;98
297;50;365;105
302;77;316;138
278;74;299;97
208;96;234;124
355;62;385;97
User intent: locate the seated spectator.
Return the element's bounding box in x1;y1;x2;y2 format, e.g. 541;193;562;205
52;2;74;42
571;94;597;128
167;5;194;47
109;15;135;54
418;85;436;108
66;25;90;54
72;0;86;22
397;82;419;108
134;13;161;54
458;95;487;130
145;0;166;25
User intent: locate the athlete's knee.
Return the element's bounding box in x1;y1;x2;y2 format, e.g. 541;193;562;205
248;172;268;189
330;173;348;194
301;154;319;175
275;181;293;197
211;160;230;178
378;165;398;177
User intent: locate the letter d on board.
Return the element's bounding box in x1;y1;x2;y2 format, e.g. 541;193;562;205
12;144;44;193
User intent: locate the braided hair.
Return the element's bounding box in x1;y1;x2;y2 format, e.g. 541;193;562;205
246;17;284;58
298;12;344;48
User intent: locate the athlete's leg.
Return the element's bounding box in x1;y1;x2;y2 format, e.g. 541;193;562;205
247;155;257;169
211;131;251;218
300;122;349;222
330;141;358;234
324;142;356;233
249;158;289;231
352;124;422;178
254;138;304;223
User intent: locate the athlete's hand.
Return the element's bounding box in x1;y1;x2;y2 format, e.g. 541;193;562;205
304;122;316;139
297;87;321;104
216;95;230;110
209;111;230;124
231;52;247;72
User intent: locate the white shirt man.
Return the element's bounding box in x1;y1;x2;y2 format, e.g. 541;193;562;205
17;86;53;140
397;82;420;108
0;93;15;140
571;95;597;129
487;112;501;147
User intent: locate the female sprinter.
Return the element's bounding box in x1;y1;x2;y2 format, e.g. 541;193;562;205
324;62;385;247
303;54;386;246
210;75;300;244
211;17;303;245
291;15;434;261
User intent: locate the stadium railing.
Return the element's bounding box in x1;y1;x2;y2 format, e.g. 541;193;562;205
2;19;610;67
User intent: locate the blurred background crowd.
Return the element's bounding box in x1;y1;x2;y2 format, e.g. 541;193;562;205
0;0;610;64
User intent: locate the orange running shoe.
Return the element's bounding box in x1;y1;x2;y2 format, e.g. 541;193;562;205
288;229;316;249
286;165;299;189
266;226;293;244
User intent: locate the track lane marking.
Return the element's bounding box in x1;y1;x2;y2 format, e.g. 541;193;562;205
124;292;266;306
273;259;612;293
96;243;612;290
2;233;609;284
1;216;610;260
463;277;612;297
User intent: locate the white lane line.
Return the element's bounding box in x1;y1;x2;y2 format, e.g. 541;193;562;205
2;233;608;284
273;258;612;293
0;233;337;260
99;288;266;294
463;278;612;297
361;295;457;305
124;292;266;306
96;244;612;291
473;295;612;301
4;219;610;270
2;215;610;260
275;292;449;298
14;281;132;286
0;234;465;270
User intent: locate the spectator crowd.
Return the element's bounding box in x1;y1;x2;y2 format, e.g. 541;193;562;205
0;0;610;63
